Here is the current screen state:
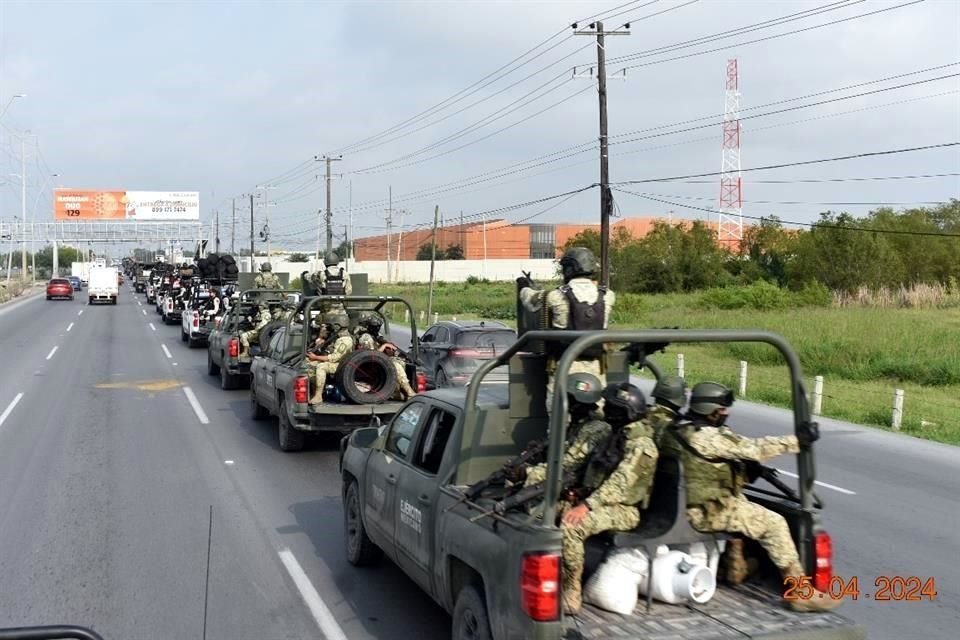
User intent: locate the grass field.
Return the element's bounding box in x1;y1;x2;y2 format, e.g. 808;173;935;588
375;281;960;445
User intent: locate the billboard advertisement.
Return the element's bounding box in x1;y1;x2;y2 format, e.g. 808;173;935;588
54;190;200;221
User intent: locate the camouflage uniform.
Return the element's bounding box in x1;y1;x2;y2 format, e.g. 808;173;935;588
239;304;272;358
254;272;281;289
355;330;416;400
307;329;355;405
523;417;612;486
519;277;616;412
646;404;680;446
561;421;658;607
670;424;802;571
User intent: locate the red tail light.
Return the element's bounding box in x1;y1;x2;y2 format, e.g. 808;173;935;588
294;376;309;404
450;349;487;359
416;372;427;393
813;531;833;592
193;315;199;328
521;553;560;621
228;338;239;358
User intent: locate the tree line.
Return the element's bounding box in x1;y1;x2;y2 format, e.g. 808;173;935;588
562;201;960;294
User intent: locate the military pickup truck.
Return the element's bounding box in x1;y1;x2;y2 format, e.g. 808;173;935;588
339;329;865;640
181;283;220;348
206;288;299;390
249;295;422;451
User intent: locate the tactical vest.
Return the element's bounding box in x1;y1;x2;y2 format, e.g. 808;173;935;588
666;422;745;507
323;268;346;296
547;285;606;360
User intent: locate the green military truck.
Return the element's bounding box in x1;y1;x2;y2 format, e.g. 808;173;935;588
249;294;422;451
338;329;865;640
206;289;300;390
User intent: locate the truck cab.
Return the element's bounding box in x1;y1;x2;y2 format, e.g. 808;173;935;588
340;329;865;640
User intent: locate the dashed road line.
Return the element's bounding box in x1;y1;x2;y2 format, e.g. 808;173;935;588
78;309;83;316
0;393;24;430
161;344;172;359
46;346;59;361
66;322;74;332
182;387;209;424
278;549;349;640
774;468;857;495
142;309;147;315
149;323;156;331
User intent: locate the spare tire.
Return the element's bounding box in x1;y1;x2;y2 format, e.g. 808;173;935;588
220;254;236;265
335;350;399;405
258;320;286;351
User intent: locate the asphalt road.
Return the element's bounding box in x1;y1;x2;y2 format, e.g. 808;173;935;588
0;291;955;640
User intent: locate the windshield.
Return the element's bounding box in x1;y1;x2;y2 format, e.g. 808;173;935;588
456;329;516;350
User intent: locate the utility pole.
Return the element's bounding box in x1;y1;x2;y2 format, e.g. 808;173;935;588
427;205;439;320
323;155;342;254
214;208;220;253
575;19;630;288
231;198;236;253
20;136;27;283
385;186;392;283
395;209;407;282
249;194;255;272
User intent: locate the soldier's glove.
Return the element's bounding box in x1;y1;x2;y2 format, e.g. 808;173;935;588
797;421;820;447
503;464;526;484
516;276;533;290
744;460;765;483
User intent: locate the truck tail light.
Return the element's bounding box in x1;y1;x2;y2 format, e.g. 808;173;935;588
193;315;199;328
521;553;560;622
416;372;427;393
813;531;833;592
449;349;486;359
294;376;309;404
228;338;239;358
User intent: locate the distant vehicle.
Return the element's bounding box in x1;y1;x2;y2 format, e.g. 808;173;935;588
67;276;82;291
88;266;119;305
181;284;219;348
46;278;74;301
118;273;125;285
419;320;516;388
71;261;92;285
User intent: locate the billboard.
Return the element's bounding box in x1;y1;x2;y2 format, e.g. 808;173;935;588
54;190;200;221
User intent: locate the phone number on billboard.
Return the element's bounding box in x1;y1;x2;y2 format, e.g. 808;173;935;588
150;207;189;213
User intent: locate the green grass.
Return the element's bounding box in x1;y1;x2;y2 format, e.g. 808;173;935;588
374;281;960;445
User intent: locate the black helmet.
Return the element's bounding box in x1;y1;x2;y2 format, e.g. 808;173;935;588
363;314;383;333
652;376;688;411
602;382;647;423
689;381;734;417
567;372;602;406
324;251;340;267
559;246;596;281
260;262;272;272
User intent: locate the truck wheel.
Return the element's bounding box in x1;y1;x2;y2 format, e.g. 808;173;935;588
181;328;188;342
344;480;382;567
221;365;237;391
335;350;398;405
452;585;493;640
207;350;220;376
277;406;304;452
436;368;450;388
249;384;268;419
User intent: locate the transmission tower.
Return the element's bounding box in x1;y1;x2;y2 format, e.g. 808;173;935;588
718;59;743;246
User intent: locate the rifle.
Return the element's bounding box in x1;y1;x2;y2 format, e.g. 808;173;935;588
458;438;549;505
491;468;583;515
618;327;678;366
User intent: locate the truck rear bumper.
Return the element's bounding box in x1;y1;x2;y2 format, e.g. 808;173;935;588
297;402;403;432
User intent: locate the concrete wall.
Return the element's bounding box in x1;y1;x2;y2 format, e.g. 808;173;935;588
235;257;557;283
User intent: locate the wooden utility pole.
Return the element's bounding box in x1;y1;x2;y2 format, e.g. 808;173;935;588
323;155;342;254
427;205;439;320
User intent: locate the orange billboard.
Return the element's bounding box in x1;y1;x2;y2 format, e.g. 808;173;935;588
54;190;127;220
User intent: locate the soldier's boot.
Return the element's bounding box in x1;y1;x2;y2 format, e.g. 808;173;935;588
562;566;584;615
782;562;842;612
722;539;750;585
400;381;417;399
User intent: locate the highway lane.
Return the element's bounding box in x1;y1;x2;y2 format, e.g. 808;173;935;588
387;323;960;640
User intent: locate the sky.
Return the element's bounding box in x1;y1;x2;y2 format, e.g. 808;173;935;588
1;0;958;254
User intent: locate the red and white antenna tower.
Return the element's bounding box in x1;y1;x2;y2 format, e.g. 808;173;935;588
718;59;743;245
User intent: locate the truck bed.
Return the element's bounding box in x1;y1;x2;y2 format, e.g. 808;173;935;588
567;583;863;640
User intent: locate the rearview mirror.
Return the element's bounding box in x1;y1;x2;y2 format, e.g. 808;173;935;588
350;426;381;450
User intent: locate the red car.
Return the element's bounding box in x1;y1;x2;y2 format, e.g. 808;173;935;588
46;278;75;301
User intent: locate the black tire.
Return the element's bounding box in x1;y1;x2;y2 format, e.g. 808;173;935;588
112;297;117;305
452;585;493;640
188;335;201;349
334;350;399;405
436;368;450;388
207;350;220;376
181;328;189;342
221;364;236;391
250;383;268;419
46;296;51;300
259;320;285;351
277;404;304;452
344;480;382;566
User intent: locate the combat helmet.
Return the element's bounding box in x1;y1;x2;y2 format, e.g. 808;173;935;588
688;381;734;417
324;251;341;267
652;375;688;412
568;372;603;406
260;262;272;272
325;309;350;331
559;246;596;282
602;382;647;423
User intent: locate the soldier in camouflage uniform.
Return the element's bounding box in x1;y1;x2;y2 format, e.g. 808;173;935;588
517;247;615;413
306;309;355;405
354;313;416;400
253;262;281;289
560;382;658;615
239;302;273;359
664;381;839;612
648;375;688;443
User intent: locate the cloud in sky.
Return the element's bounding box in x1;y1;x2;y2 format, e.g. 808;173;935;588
1;0;957;251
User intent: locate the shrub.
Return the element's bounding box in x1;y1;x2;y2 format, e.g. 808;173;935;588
793;281;832;307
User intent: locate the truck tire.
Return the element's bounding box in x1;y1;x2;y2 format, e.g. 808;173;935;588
277;404;304;452
335;350;398;405
249;383;268;419
258;320;285;351
452;585;493;640
181;328;189;342
221;365;237;391
207;350;220;376
344;480;382;567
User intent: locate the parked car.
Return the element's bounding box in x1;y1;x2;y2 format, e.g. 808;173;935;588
418;320;516;388
46;278;75;301
67;276;82;291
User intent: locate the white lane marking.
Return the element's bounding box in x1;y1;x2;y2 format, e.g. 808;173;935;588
149;323;156;331
0;393;24;429
142;309;147;315
224;460;234;465
46;346;59;360
172;362;178;366
66;322;74;332
78;309;83;316
182;386;209;424
774;469;857;495
278;549;349;640
161;344;172;359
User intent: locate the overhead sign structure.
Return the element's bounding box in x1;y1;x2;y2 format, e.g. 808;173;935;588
54;189;200;221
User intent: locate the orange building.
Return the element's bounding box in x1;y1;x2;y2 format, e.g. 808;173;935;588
353;216;735;261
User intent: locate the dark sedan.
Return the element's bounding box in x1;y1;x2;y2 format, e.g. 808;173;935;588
419;320;516;388
46;278;75;301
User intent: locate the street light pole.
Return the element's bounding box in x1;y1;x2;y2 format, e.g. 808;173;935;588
0;94;26;122
20;137;27;283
